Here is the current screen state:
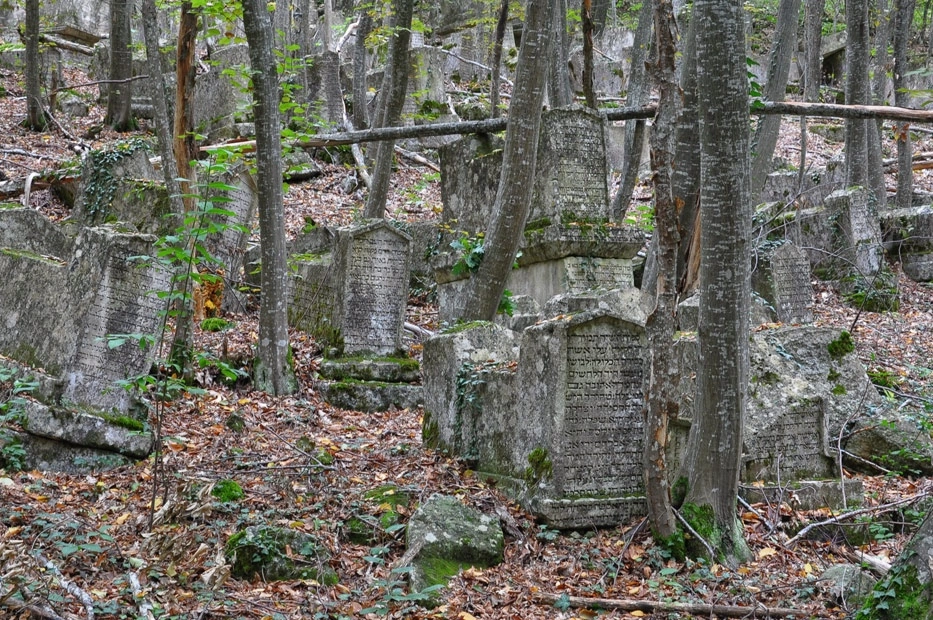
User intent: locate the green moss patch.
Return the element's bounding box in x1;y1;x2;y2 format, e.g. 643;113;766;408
225;526;337;584
211;479;244;502
827;331;855;360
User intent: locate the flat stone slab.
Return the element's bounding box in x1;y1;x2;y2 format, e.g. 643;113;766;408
319;358;420;383
317;380;423;412
7;431;132;474
22;401;153;458
740;479;863;511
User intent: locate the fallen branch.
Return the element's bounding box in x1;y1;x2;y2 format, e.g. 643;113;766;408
532;591;806;618
39;553;95;619
38;33;94;55
0;147;44;158
394;146;440;171
786;491;932;547
0;598;67;620
50;74;151;95
404;321;435;339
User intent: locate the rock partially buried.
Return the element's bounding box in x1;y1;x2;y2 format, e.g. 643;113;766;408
405;494;504;595
225;526;337;584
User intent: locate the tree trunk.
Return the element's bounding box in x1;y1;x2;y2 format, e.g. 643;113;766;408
140;0;183;218
686;0;752;566
490;0;510;118
803;0;824;103
242;0;298;395
362;0;413;219
581;0;597;108
106;0;134;131
458;0;554;321
169;2;199;372
24;0;45;131
592;0;612;35
611;0;653;220
894;0;916;209
845;0;872;188
867;0;893;207
750;0;801;198
643;0;680;546
352;8;373;129
548;0;573;107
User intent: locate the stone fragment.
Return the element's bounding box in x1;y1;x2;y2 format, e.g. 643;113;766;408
225;526;337;583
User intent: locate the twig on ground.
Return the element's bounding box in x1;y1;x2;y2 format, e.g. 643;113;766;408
786;491;932;547
38;553;95;619
532;591;806;618
674;509;716;559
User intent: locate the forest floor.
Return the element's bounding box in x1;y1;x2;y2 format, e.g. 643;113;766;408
2;63;933;620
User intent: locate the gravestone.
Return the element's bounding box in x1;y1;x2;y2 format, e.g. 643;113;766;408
64;228;172;413
203;167;258;310
336;222;412;356
439;134;504;236
752;241;814;324
532;106;611;221
743;397;835;481
423;310;648;528
826;188;883;277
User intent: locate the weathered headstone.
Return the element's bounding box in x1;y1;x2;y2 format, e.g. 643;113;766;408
826;188;884;277
439;134;504;236
743;397;835;481
752;241;814;324
879;205;933;282
532;106;611;221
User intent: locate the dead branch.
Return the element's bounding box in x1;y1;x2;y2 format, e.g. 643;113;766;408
785;491;932;547
394;146;440;171
532;591;806;618
0;598;68;620
38;33;94;55
334;18;358;53
50;74;150;95
38;553;95;619
759;100;933;122
0;147;43;158
674;509;716;559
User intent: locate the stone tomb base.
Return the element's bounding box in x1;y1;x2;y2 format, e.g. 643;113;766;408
316;358;422;413
740;479;863;511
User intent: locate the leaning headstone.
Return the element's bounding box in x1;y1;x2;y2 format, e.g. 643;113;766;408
743;397;835;482
879;205;933;282
438;134;504;236
752;241;814;324
64;227;172;414
825;187;884;277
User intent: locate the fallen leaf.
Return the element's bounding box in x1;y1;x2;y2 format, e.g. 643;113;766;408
758;547;778;559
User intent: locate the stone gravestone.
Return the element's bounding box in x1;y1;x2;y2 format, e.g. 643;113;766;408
424;310;648;528
825;188;883;277
532;106;611;221
743;397;835;482
438;134;504;236
291;220;411;357
752;241;814;324
64;228;173;414
204;167;258;311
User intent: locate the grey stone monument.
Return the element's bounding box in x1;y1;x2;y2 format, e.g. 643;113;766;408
752;241;814;324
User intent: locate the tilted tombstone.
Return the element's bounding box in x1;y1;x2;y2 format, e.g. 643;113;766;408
825;187;884;277
752;241;814;324
438;134;504;236
291;220;411;357
743;397;835;482
63;228;172;413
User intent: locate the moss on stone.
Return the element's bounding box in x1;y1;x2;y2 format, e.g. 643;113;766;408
418;556;471;589
225;526;338;584
98;413;145;432
211;479;244;502
364;484;410;509
422;410;440;448
831;383;847;396
441;320;493;335
523;447;552;484
827;331;855;360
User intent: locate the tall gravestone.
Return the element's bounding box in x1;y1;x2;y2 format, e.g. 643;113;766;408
825;188;884;277
752;241;814;324
290;220;411;357
743;397;835;481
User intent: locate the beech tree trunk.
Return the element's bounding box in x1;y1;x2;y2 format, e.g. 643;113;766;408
845;0;873;188
106;0;134;130
362;0;413;219
548;0;573;107
581;0;597;108
353;8;373;129
242;0;298;395
643;0;680;545
458;0;554;321
686;0;752;566
610;0;653;220
750;0;801;198
868;0;892;207
140;0;183;217
894;0;917;209
800;0;823;188
24;0;45;131
490;0;510;118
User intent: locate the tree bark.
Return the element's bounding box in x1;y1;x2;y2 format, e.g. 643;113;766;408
24;0;45;131
686;0;752;566
845;0;873;188
242;0;298;395
610;0;653;220
643;0;680;545
803;0;824;103
353;8;373;129
490;0;510;118
458;0;554;321
868;0;893;207
750;0;801;198
106;0;135;131
548;0;573;107
581;0;597;108
362;0;413;219
140;0;183;218
894;0;917;209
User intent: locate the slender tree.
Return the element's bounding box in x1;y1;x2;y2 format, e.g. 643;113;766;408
894;0;917;209
643;0;680;544
799;0;823;188
362;0;414;219
242;0;298;394
581;0;598;108
489;0;510;118
548;0;573;107
611;0;653;219
844;0;873;187
106;0;135;130
24;0;46;131
750;0;802;197
684;0;752;566
352;7;373;129
458;0;554;321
